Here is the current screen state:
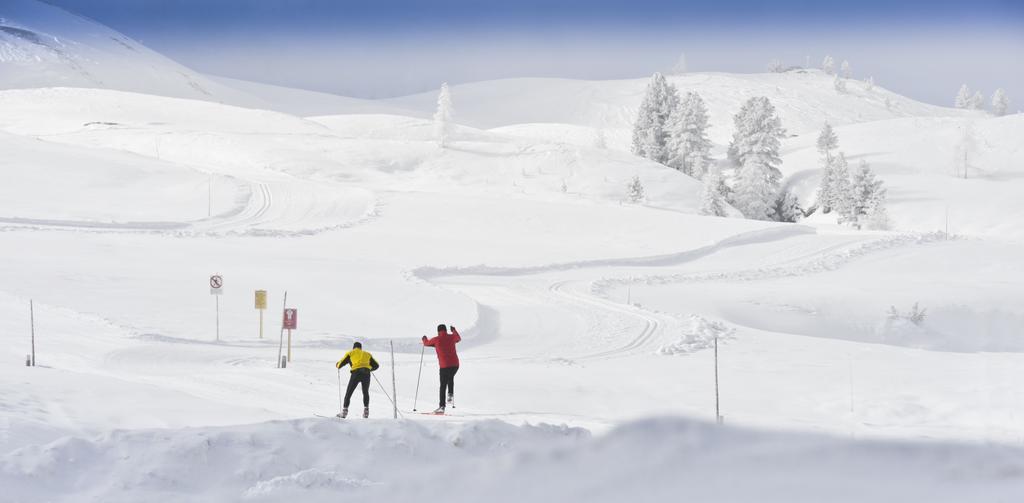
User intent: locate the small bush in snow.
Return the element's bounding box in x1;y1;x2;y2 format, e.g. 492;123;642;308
887;303;927;326
658;316;736;355
626;175;645;203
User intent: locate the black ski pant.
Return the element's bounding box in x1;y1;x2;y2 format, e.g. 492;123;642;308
344;369;371;408
439;366;459;407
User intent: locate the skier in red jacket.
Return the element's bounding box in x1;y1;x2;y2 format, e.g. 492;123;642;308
422;323;461;414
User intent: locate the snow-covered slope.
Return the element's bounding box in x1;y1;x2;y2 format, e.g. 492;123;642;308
784;114;1024;238
0;0;258;103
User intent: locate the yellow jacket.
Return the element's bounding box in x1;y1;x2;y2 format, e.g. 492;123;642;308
336;348;379;373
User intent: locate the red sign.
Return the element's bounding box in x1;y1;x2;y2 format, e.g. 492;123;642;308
283;308;298;329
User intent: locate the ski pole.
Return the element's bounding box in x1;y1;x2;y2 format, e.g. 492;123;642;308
337;368;344;416
412;343;425;411
372;373;404;418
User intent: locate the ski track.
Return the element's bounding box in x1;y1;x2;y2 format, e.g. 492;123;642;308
417;229;952;363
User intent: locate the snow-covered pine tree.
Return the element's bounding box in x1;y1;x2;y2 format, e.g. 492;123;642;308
816;122;839;162
992;88;1010;116
822;55;835;75
954;122;975;178
768;59;784;73
626;175;646;203
955;84;972;108
815;123;840;213
850;159;886;228
434;82;454;148
840;60;851;78
672;52;688;75
833;76;847;94
829;152;855;224
666;91;713;178
631;72;680;165
970;91;985;110
772;187;802;223
699;168;729;217
733;157;776;220
863;191;891;230
727;97;786;220
865;76;875;91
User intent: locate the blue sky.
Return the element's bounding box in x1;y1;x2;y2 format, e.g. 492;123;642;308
47;0;1024;105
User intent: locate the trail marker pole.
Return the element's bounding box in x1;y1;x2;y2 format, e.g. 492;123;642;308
276;291;288;368
372;373;402;418
255;290;267;339
390;341;398;419
412;344;425;411
210;275;223;341
29;300;36;367
714;333;723;425
282;308;298;362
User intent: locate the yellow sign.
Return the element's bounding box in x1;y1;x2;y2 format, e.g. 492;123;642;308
255;290;267;310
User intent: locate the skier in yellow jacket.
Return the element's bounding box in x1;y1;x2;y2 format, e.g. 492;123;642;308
335;342;380;418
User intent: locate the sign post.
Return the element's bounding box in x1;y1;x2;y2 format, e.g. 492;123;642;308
255;290;267;339
283;308;298;362
210;275;223;341
29;300;36;367
276;291;288;368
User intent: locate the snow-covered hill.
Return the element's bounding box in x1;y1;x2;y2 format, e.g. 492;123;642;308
384;72;979;147
0;0;254;103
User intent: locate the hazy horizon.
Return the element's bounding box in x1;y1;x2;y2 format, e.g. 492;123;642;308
41;0;1024;106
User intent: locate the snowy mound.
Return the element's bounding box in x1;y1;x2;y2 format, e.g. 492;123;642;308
3;417;1022;502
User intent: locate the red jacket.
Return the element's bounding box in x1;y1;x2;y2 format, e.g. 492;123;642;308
424;328;461;368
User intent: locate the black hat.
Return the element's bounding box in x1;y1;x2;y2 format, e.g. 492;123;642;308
437;324;447;332
353;342;362;349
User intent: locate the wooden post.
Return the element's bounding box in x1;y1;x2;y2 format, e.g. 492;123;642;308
30;300;35;367
259;309;264;339
390;341;398;419
215;295;220;342
287;329;292;362
714;333;722;425
276;291;288;368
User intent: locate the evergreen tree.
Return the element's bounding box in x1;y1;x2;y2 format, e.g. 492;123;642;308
772;187;802;223
699;168;729;217
815;123;840;213
850;159;886;228
822;55;836;75
667;91;713;178
768;59;784;73
863;193;891;230
955;84;972;108
434;82;454;148
672;52;688;75
970;91;985;110
626;175;646;203
840;60;851;78
816;123;839;161
834;76;847;94
830;152;855;224
992;88;1010;116
631;72;680;165
727;97;786;220
865;76;875;91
